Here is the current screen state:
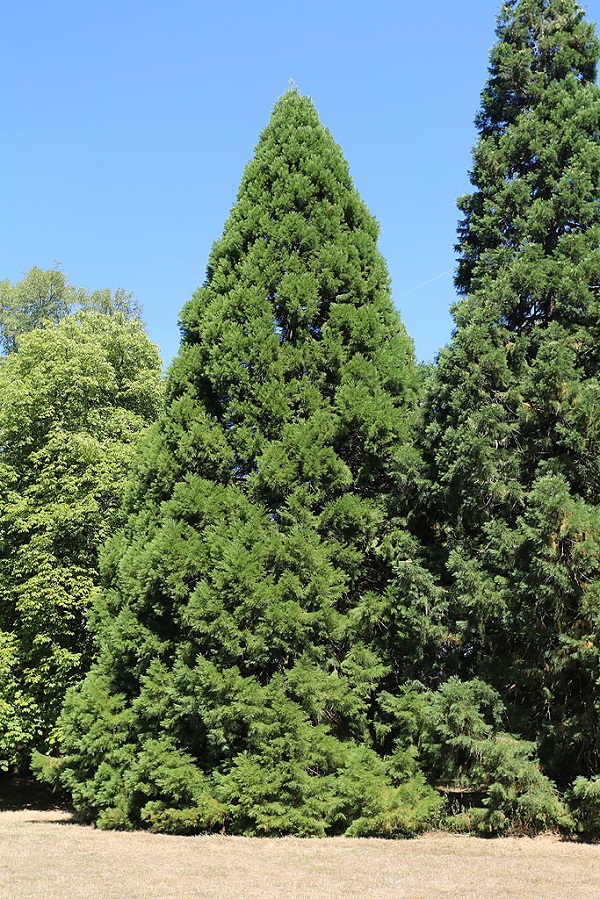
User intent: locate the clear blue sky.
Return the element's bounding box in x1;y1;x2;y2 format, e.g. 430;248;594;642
3;0;599;366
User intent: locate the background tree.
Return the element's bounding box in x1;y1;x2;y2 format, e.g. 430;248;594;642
423;0;600;785
0;297;163;771
0;264;141;354
51;90;446;836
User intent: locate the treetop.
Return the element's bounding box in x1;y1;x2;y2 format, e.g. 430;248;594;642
478;0;599;136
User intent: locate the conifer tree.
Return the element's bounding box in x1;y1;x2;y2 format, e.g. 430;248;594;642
424;0;600;784
52;91;444;835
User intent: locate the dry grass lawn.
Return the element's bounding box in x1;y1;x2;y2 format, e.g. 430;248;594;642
0;809;599;899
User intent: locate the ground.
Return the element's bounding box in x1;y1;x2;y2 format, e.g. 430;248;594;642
0;807;598;899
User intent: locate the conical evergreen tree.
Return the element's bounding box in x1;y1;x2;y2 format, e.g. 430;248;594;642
424;0;600;784
52;91;443;835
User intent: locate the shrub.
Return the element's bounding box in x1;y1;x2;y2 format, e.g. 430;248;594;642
567;776;600;841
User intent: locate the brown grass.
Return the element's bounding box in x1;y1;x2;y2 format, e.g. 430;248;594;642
0;809;599;899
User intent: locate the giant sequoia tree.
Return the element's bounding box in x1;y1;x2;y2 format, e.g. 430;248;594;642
52;91;447;836
0;297;163;770
425;0;600;784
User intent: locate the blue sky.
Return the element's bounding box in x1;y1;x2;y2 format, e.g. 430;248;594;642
3;0;600;366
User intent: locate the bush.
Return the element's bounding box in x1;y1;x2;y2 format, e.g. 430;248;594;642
141;800;226;835
567;776;600;841
420;678;572;835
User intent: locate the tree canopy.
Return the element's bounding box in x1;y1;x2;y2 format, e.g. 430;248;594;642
423;0;600;785
0;291;163;770
49;90;455;836
0;265;142;355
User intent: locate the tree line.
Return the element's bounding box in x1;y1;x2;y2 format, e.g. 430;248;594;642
2;0;600;838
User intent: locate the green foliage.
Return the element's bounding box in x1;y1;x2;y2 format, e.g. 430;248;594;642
0;264;141;354
140;801;226;835
422;0;600;786
0;633;35;771
418;678;571;835
0;300;163;769
46;671;138;822
53;90;438;835
25;5;600;837
567;775;600;840
337;761;444;838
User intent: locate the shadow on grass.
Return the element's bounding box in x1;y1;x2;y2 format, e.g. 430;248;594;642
21;814;79;826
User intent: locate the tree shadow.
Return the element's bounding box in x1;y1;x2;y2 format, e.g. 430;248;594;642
0;775;73;813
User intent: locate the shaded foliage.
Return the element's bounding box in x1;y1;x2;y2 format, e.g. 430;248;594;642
422;0;600;792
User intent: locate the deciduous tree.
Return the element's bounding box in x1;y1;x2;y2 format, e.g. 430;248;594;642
0;264;141;354
0;304;163;769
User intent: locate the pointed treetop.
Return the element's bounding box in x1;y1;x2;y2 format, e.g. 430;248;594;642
455;0;600;300
479;0;599;135
49;86;429;837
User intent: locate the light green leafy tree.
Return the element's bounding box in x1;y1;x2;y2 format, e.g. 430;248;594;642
0;301;163;770
0;265;142;354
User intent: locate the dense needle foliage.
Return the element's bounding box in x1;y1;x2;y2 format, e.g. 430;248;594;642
21;0;600;839
51;91;448;835
424;0;600;786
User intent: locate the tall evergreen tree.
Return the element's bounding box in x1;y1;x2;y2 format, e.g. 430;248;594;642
52;91;444;836
424;0;600;784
